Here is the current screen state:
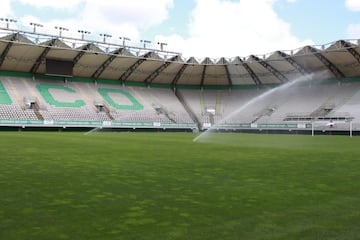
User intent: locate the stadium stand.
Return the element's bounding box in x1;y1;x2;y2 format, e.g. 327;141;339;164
0;25;360;132
0;77;195;126
178;80;360;130
1;75;360;131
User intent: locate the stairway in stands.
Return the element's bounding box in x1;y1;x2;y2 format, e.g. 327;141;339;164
33;103;44;120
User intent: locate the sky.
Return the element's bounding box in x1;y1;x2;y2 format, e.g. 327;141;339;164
0;0;359;59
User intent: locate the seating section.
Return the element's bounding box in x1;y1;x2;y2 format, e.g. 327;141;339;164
36;84;86;108
0;81;12;105
0;77;194;124
180;88;268;124
331;83;360;120
179;80;360;126
95;84;193;123
0;78;38;121
134;87;194;123
0;105;38;121
1;76;360;129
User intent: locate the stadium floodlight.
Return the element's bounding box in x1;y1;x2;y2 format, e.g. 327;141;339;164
140;39;151;48
0;18;17;29
119;36;131;47
55;26;69;37
157;42;168;51
100;33;112;43
30;22;43;33
78;29;91;40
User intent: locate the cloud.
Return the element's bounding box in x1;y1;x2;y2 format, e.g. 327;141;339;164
347;23;360;39
0;0;14;18
81;0;173;30
345;0;360;11
12;0;174;44
3;0;313;59
158;0;313;58
78;0;173;40
17;0;84;10
345;0;360;40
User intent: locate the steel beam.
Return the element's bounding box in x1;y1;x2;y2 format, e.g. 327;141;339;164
218;58;233;87
73;43;92;65
339;40;360;65
250;55;288;83
144;55;180;84
200;64;207;87
91;48;123;79
306;46;345;78
0;33;18;68
30;38;57;74
237;57;262;85
224;64;233;87
276;50;308;75
118;52;152;83
171;63;188;87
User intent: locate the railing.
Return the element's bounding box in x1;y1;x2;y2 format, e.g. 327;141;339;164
0;119;197;129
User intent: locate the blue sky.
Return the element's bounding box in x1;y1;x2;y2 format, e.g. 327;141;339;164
0;0;359;59
274;0;359;43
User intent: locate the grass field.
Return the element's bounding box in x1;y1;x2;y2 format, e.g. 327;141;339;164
0;131;359;240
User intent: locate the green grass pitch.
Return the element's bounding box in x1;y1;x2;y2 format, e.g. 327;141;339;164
0;131;359;240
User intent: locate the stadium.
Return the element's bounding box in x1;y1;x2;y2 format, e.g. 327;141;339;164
1;17;360;240
1;22;360;134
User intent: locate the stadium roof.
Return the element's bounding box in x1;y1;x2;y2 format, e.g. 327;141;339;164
0;27;360;87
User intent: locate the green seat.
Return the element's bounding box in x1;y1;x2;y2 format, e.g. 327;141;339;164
36;84;85;108
97;88;143;110
0;81;12;105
